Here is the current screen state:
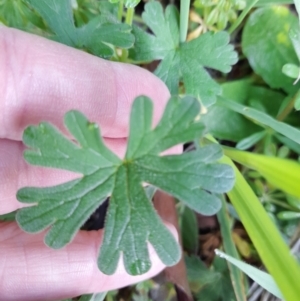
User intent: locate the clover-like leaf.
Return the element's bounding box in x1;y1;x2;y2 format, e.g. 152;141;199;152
26;0;134;58
16;96;235;275
129;1;238;107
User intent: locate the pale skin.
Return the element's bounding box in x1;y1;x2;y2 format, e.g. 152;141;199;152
0;27;179;301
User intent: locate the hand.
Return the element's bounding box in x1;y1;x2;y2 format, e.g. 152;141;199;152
0;27;177;301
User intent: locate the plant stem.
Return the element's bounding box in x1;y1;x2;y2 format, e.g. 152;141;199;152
122;12;144;24
228;0;258;34
180;0;190;43
119;6;134;62
277;90;300;121
125;7;134;26
118;0;124;22
268;199;294;211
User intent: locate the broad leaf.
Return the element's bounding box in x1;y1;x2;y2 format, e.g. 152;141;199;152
186;256;236;301
201;79;284;142
130;1;238;107
16;96;235;275
242;6;300;94
26;0;134;58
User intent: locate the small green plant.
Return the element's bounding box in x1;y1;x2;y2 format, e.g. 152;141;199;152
16;95;234;275
2;0;300;300
193;0;246;30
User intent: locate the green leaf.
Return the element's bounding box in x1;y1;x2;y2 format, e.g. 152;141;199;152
224;147;300;198
215;250;283;299
124;0;140;8
252;0;293;6
286;7;300;108
275;134;300;154
236;131;266;150
294;0;300;16
16;96;235;276
109;0;141;8
186;255;236;301
221;155;300;301
242;6;300;94
130;1;237;107
282;63;300;79
277;211;300;220
217;197;247;301
185;256;226;289
202;79;284;142
26;0;134;58
78;292;107;301
0;211;17;221
289;24;300;61
181;206;199;253
218;96;300;145
295;91;300;110
287;195;300;210
0;0;45;30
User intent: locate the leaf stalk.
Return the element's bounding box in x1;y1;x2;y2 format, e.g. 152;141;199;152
118;0;124;21
228;0;259;34
276;90;300;121
125;7;134;26
180;0;190;43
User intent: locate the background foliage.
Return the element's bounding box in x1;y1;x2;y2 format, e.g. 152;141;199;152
1;0;300;300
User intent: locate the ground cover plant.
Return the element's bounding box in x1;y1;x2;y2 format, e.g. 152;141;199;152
1;0;300;300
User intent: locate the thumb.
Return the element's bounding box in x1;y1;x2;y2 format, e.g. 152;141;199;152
0;221;178;301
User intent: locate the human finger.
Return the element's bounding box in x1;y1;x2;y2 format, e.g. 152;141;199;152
0;27;170;141
0;222;178;301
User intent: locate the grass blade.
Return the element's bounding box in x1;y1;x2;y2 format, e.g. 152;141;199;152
221;155;300;301
215;250;283;299
218;97;300;145
224;147;300;198
217;196;247;301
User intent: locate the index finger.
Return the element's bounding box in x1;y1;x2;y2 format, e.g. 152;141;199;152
0;27;170;140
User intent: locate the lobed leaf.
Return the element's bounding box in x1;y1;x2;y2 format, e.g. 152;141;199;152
26;0;134;58
130;1;238;107
17;96;235;275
